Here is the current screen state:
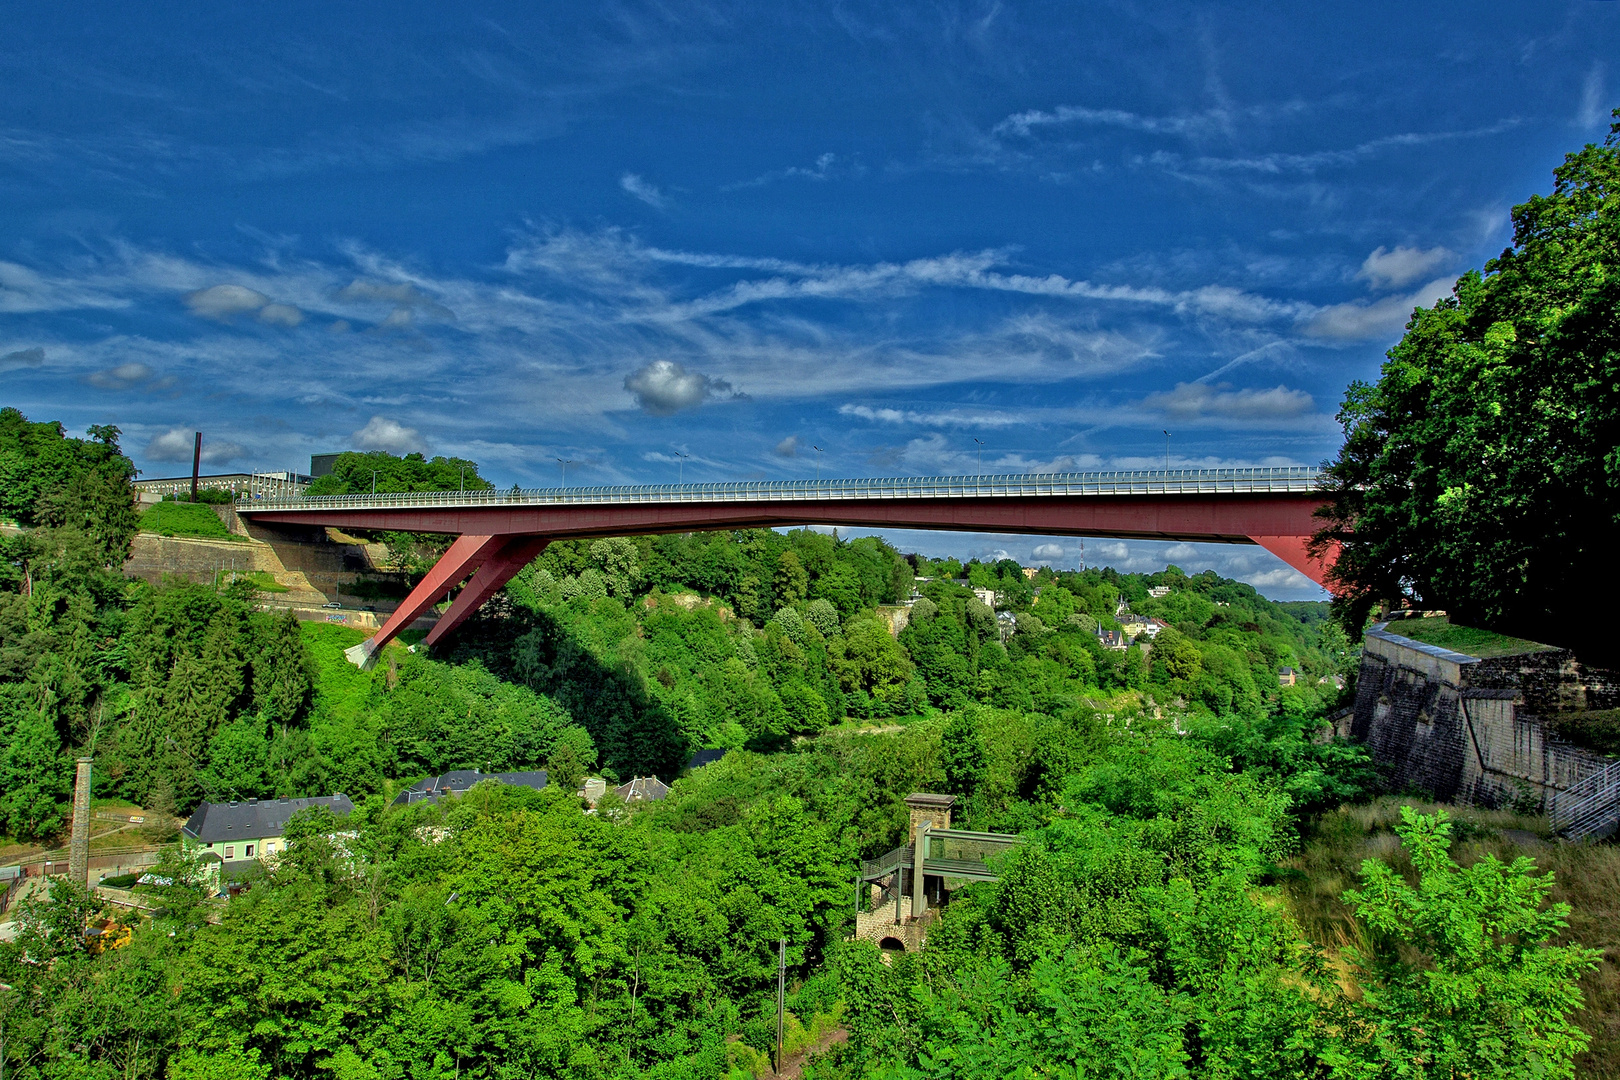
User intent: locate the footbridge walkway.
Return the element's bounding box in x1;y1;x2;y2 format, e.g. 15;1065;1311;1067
235;467;1332;667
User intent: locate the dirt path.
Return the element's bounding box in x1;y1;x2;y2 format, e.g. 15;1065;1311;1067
767;1026;848;1080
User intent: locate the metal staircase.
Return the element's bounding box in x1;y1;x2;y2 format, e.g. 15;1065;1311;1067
1550;759;1620;841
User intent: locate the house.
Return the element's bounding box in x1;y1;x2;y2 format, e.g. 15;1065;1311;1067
1021;566;1037;580
1147;585;1171;599
1278;667;1298;687
1142;617;1170;639
970;586;998;609
391;769;549;806
615;776;671;804
182;794;354;868
1096;628;1127;650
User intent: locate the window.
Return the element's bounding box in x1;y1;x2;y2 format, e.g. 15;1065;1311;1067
224;846;234;859
245;844;255;857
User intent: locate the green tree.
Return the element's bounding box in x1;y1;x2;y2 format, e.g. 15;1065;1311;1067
940;710;985;796
0;685;71;840
774;550;809;608
1337;807;1599;1079
1314;113;1620;656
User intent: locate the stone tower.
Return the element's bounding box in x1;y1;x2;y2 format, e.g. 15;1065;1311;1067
68;757;93;888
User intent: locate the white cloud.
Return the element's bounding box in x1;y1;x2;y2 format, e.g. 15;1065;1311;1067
774;435;799;457
1579;63;1606;128
1357;245;1453;290
353;416;427;455
0;260;129;314
1164;542;1200;560
838;403;1030;428
1142;381;1314;421
145;427;246;464
1302;275;1457;340
86;362;156;389
257;303;304;327
0;346;44;368
1031;542;1065;560
620;172;668;209
185;284;270;320
994;104;1221;139
623;360;740;415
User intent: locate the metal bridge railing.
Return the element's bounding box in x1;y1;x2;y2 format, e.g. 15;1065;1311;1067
239;466;1325;514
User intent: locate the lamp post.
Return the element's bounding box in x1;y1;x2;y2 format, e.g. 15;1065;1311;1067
973;437;985;476
556;458;573;487
812;445;824;481
675;451;690;484
371;469;378;495
1163;430;1171;470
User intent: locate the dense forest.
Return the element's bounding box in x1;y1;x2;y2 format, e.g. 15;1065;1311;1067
1;407;1607;1078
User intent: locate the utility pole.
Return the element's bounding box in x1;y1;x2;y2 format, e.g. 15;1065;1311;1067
190;432;202;502
776;938;787;1075
973;437;984;476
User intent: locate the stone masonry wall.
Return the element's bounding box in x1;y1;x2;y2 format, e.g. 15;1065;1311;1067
1352;624;1616;809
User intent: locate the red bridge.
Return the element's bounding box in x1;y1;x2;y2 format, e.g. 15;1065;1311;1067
236;468;1333;668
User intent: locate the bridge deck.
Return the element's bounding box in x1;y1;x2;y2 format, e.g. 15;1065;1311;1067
234;468;1333;667
239;466;1323;514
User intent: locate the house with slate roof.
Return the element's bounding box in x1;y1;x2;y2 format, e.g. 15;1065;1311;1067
390;769;549;807
182;794;354;870
614;776;670;804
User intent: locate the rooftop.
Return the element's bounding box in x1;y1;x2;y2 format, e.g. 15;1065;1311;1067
182;794;353;844
392;769;549;806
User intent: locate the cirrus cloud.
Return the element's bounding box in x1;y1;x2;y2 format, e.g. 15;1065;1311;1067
1141;381;1314;421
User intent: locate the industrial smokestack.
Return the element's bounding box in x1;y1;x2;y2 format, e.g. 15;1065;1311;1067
190;431;202;501
69;757;92;888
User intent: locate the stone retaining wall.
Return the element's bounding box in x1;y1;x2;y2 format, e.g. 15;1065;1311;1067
1351;623;1617;808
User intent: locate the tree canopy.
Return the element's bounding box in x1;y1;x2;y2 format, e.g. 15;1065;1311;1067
1314;112;1620;657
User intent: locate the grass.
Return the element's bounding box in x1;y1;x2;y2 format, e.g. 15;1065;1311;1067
239;570;289;593
139;501;244;541
1387;615;1555;658
1546;709;1620;759
1285;797;1620;1077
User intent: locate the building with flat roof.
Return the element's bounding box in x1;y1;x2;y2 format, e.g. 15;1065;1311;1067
133;471;310;505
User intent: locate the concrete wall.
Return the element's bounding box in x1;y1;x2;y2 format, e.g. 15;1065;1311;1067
1351;623;1618;809
124;521;407;606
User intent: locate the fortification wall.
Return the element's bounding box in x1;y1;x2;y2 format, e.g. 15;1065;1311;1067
1351;624;1616;809
123;524;405;605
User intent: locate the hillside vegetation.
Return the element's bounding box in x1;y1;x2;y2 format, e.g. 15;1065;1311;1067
1;404;1609;1077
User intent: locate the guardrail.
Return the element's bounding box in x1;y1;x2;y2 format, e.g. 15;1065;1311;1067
239;467;1326;514
1550;758;1620;841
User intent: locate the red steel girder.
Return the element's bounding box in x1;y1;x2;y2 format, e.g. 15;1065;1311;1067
422;536;550;650
275;492;1336;665
250;492;1326;547
343;533;501;669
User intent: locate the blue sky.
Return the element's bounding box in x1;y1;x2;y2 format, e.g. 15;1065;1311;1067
3;2;1617;597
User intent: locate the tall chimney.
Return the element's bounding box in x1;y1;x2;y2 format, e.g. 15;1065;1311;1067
69;757;93;888
190;431;202;501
